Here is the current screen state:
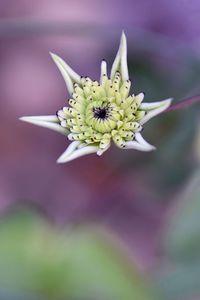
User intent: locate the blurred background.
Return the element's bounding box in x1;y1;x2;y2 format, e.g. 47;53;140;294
0;0;200;299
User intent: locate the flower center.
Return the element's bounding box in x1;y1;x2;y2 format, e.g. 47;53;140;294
93;106;109;120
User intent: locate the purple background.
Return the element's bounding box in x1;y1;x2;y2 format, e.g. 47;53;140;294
0;2;200;294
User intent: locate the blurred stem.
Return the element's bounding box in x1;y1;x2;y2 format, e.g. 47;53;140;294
166;95;200;113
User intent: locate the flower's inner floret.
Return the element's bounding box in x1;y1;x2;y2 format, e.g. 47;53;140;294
57;72;145;154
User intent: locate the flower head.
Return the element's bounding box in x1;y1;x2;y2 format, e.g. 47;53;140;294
20;32;172;163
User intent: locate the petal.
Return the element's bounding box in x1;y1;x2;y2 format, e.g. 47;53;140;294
125;133;156;152
100;59;107;83
57;144;99;163
19;115;68;135
110;31;129;82
135;132;156;150
20;115;59;122
140;98;172;125
50;52;81;95
56;141;80;162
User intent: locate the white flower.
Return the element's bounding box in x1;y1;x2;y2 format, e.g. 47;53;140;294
20;32;172;163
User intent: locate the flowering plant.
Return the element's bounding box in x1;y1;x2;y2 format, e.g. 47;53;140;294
20;32;172;163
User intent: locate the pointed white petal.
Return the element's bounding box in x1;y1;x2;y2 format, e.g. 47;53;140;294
100;60;107;83
110;44;120;80
20;115;59;122
110;31;129;82
135;132;156;150
50;52;80;94
20;116;68;135
140;98;172;110
57;145;99;163
56;141;80;163
120;31;129;82
140;98;172;125
125;137;156;152
50;52;81;83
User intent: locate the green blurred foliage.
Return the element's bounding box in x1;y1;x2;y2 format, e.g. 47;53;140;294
0;209;155;300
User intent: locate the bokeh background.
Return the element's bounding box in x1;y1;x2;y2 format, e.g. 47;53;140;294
0;1;200;299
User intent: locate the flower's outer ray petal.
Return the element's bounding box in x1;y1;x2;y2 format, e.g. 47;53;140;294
125;135;156;151
110;31;129;82
100;59;107;83
140;98;172;125
135;132;156;150
50;52;81;95
125;141;154;151
19;116;68;135
140;98;173;111
50;52;81;83
20;115;59;122
57;145;99;163
120;31;129;82
56;141;80;162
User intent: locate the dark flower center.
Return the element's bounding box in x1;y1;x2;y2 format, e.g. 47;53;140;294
93;107;109;120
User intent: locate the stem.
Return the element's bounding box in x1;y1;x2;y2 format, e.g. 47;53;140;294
166;95;200;113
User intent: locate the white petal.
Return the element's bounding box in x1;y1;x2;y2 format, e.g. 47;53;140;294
20;115;59;122
120;32;129;82
135;132;156;150
50;52;81;83
56;141;80;162
100;60;107;83
140;98;172;125
110;31;129;82
50;52;81;95
57;145;99;163
140;98;172;110
19;116;68;135
125;137;156;152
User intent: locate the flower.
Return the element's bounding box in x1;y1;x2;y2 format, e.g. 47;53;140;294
20;32;172;163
